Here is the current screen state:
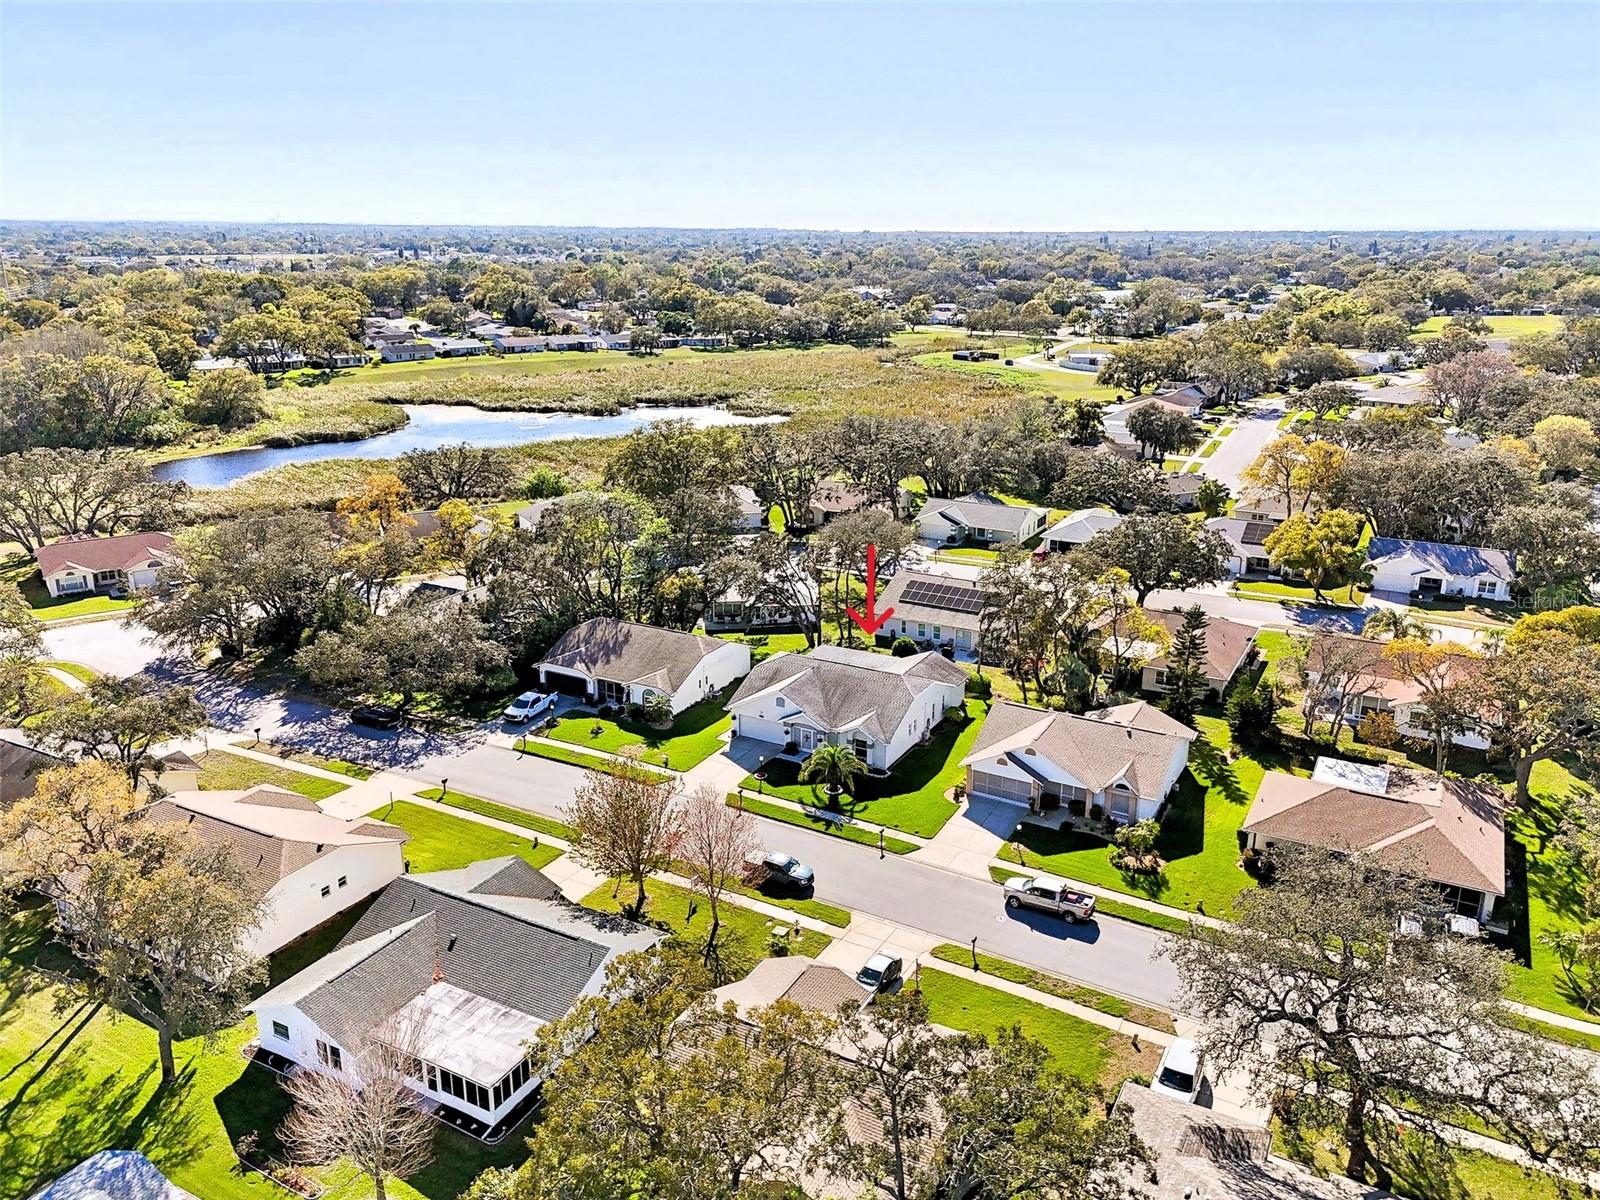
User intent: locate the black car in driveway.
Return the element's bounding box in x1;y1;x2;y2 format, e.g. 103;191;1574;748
350;703;403;730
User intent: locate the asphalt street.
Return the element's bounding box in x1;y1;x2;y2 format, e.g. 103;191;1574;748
409;739;1186;1011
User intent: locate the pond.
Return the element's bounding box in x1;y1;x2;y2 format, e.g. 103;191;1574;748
153;404;785;488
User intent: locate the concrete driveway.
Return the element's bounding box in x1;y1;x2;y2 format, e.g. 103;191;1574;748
41;616;170;678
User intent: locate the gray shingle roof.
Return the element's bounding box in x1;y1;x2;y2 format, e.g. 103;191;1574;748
541;617;736;693
726;644;967;742
875;571;984;628
1365;537;1514;580
920;492;1047;536
251;857;661;1059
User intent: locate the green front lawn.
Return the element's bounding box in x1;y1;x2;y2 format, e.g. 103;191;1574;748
415;787;576;841
0;904;525;1200
196;750;348;800
738;701;990;838
1000;715;1265;918
729;793;921;854
542;686;735;770
513;738;673;782
365;800;562;874
913;967;1157;1090
581;877;830;975
1231;579;1368;607
928;944;1175;1032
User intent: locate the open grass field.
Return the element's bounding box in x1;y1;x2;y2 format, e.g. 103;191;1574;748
1000;714;1265;919
0;903;527;1200
909;350;1124;404
581;876;830;975
913;966;1158;1090
1412;314;1563;340
542;687;735;770
196;750;349;800
1230;579;1369;607
364;799;562;874
739;701;990;838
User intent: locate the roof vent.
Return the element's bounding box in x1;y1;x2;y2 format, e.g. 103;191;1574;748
315;843;324;853
446;935;457;952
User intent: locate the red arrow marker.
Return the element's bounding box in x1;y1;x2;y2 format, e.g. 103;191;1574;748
847;543;896;638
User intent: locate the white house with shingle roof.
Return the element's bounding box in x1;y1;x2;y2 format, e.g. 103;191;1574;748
1363;537;1515;601
915;492;1049;546
724;644;968;771
141;786;407;957
537;617;751;715
1041;507;1124;553
961;700;1195;821
35;531;175;598
248;858;661;1139
1241;757;1505;923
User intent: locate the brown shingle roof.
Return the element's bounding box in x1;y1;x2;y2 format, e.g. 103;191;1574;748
1242;761;1505;896
965;700;1194;798
1141;610;1257;684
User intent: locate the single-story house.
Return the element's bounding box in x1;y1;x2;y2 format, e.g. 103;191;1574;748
1204;516;1278;578
1120;391;1202;421
1133;611;1258;701
364;328;416;349
493;335;545;354
248;858;660;1140
724;644;968;772
1241;757;1506;923
1151;380;1220;410
27;1150;199;1200
1350;350;1410;374
431;337;488;358
1348;379;1431;408
1307;635;1490;750
1161;469;1208;511
1364;537;1515;601
248;342;306;373
538;617;751;715
310;351;367;369
1059;349;1113;373
35;531;175;598
678;334;729;348
1231;492;1307;524
702;560;819;634
926;303;964;325
1041;507;1124;553
803;479;912;527
961;699;1195;822
142;786;408;957
915;492;1049;546
380;341;436;362
872;570;984;658
728;485;767;530
514;497;568;534
1113;1082;1381;1200
600;332;636;351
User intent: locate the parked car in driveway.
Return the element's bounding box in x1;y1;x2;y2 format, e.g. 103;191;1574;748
502;690;556;722
856;953;903;994
350;703;402;730
1150;1037;1204;1103
1002;873;1097;922
745;850;815;892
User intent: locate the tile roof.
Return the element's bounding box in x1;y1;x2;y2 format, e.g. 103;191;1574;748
1365;537;1515;581
964;700;1194;797
251;857;661;1067
1242;759;1505;896
35;532;175;579
726;644;968;742
142;787;407;901
540;617;739;694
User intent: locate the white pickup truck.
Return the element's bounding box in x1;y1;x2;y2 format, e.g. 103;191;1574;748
1002;873;1097;922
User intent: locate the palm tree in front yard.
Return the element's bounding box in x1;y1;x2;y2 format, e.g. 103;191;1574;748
800;744;865;804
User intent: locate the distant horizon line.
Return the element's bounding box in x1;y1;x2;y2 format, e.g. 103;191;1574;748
2;216;1598;238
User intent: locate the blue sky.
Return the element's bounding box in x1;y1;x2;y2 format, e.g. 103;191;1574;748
3;1;1597;230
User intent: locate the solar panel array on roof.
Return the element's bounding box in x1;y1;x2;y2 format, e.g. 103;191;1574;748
898;578;984;614
1241;521;1277;547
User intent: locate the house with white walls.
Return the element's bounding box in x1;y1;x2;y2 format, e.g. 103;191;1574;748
141;786;408;957
538;617;751;715
248;858;661;1140
1363;538;1516;601
961;700;1195;822
724;644;968;772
